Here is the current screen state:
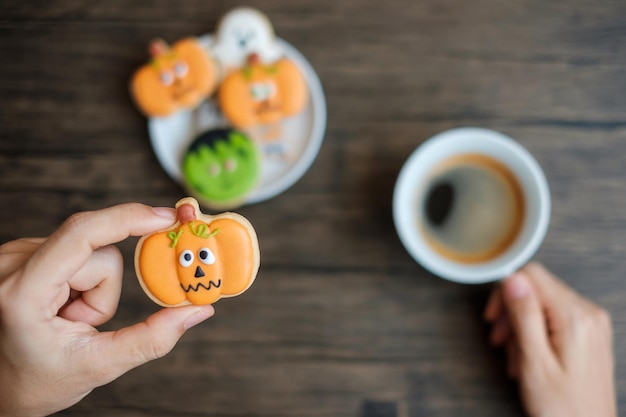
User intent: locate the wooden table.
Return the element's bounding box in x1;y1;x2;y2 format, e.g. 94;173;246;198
1;1;624;416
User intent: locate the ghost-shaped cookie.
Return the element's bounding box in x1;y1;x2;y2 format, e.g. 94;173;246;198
211;7;283;71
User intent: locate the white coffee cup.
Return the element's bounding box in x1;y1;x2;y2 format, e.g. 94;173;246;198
393;127;551;284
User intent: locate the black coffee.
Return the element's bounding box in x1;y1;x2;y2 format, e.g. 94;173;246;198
421;154;525;264
425;182;454;226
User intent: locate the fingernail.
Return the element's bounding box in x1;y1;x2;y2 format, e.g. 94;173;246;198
152;207;176;219
183;306;215;330
505;273;529;299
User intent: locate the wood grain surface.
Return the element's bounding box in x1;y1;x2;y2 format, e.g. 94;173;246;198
1;0;625;416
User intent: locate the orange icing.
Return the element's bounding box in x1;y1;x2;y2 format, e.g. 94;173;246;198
135;198;259;306
130;38;218;117
218;57;308;129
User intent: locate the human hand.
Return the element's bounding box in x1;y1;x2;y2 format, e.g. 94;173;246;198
0;203;215;417
484;262;616;417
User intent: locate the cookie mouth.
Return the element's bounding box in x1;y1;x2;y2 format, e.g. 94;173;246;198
181;279;222;293
189;180;237;198
173;85;195;100
255;102;281;115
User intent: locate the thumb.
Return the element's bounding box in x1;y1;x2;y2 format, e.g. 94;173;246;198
90;305;214;385
502;272;553;364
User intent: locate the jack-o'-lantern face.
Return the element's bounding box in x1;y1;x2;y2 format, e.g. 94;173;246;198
218;55;308;128
135;199;259;306
170;222;223;304
131;38;218;117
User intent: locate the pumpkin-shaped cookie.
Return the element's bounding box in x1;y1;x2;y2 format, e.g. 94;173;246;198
134;197;260;306
131;38;218;117
218;54;308;129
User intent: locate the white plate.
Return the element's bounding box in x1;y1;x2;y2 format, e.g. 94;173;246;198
148;35;327;206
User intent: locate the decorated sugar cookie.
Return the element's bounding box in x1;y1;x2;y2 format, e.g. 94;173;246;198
135;197;260;306
182;128;261;210
218;54;308;130
130;38;218;117
212;7;283;71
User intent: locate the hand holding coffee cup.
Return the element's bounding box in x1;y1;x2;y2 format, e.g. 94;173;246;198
393;128;550;283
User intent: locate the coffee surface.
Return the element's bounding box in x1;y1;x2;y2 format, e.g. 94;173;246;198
421;154;525;264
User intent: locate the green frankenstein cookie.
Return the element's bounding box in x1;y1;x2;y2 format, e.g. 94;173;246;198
183;128;260;210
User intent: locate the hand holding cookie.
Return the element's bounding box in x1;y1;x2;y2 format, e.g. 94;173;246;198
0;203;215;416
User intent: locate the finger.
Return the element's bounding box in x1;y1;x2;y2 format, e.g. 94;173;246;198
502;271;555;368
0;238;45;255
484;285;504;322
16;237;46;245
22;204;175;294
57;245;124;327
0;252;33;281
520;262;594;358
489;314;511;347
86;305;214;385
0;239;46;279
506;337;520;379
521;262;581;313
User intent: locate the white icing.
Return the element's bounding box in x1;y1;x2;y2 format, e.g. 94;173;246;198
211;7;283;70
179;250;194;267
174;61;189;78
198;247;216;265
249;81;277;102
160;70;174;86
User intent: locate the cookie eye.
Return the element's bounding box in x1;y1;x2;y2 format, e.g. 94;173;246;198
174;61;188;78
250;84;262;100
160;70;174;86
265;82;276;98
224;158;237;172
198;247;216;265
250;82;277;101
179;250;194;267
208;163;221;176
